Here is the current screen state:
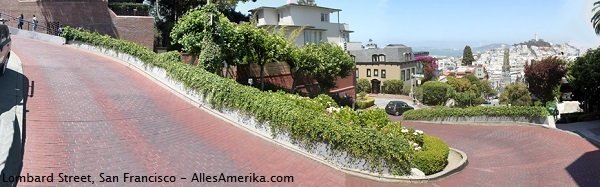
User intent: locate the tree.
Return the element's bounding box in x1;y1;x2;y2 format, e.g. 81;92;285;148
500;83;532;106
297;0;317;6
461;45;475;66
382;80;404;94
592;1;600;35
149;0;254;48
292;42;354;92
416;56;437;83
447;76;472;92
524;57;566;104
421;81;454;106
357;79;371;93
570;48;600;112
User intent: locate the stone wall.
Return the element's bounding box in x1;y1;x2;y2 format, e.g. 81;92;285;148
0;0;153;49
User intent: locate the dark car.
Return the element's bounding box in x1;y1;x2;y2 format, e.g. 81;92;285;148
385;101;414;116
0;24;10;75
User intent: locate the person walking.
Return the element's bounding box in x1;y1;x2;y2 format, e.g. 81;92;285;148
31;15;38;31
17;14;23;29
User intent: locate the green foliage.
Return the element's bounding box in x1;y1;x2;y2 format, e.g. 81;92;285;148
356;97;375;109
413;135;449;175
403;106;550;120
422;81;453;106
297;0;317;6
500;83;532;106
462;45;475;66
294;43;355;91
382;80;404;94
452;91;478;107
357;79;371;93
569;48;600;112
63;27;452;176
314;94;338;108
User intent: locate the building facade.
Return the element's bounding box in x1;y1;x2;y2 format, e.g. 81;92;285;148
350;44;421;93
249;1;360;50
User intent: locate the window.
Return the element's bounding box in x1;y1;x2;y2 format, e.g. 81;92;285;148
318;32;323;42
401;70;405;81
381;70;386;78
372;55;378;62
378;54;386;62
321;13;329;22
277;13;280;22
374;69;379;77
406;69;411;80
356;69;359;78
350;55;356;62
367;69;372;77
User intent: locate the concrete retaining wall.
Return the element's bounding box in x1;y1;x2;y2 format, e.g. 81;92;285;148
417;116;555;128
9;27;65;45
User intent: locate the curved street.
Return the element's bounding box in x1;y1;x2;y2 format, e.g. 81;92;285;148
9;36;600;186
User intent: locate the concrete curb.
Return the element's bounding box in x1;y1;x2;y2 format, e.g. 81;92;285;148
405;119;551;128
66;43;468;183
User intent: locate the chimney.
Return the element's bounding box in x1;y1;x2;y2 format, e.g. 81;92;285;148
287;0;298;4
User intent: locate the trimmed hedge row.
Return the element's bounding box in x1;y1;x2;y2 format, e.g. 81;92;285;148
403;106;550;121
356;97;375;109
62;27;449;176
413;135;449;175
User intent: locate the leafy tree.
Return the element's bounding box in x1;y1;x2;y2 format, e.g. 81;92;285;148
293;43;354;91
592;1;600;35
453;91;478;107
447;77;472;92
421;81;454;106
524;56;566;104
297;0;317;6
500;83;532;106
461;45;475;66
357;79;371;93
149;0;254;48
570;48;600;112
382;80;404;94
416;56;437;83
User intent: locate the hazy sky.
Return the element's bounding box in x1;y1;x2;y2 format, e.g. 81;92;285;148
236;0;600;50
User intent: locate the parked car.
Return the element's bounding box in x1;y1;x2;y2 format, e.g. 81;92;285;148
0;24;10;75
385;101;414;116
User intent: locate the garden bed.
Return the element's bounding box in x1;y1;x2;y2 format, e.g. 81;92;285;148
62;27;457;180
403;106;552;126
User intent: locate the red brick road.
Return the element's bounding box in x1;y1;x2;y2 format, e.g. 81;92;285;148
9;37;600;186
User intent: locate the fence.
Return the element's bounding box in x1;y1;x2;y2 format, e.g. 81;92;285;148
0;12;62;36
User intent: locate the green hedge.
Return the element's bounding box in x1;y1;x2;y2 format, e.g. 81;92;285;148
63;27;450;176
382;80;404;94
413;135;449;175
356;97;375;109
403;106;550;121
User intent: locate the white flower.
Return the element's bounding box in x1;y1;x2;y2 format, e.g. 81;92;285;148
326;108;333;113
412;142;418;147
413;132;418;136
415;147;422;151
415;130;424;134
401;129;409;133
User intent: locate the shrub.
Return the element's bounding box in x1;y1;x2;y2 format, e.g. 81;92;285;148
63;27;451;176
500;83;532;106
422;81;453;106
356;97;375;109
453;91;478;107
413;135;449;175
382;80;404;94
357;79;371;93
403;106;550;120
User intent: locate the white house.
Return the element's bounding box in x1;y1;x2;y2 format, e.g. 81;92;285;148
249;1;359;50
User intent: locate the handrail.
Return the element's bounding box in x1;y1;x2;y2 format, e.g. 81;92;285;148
0;12;61;36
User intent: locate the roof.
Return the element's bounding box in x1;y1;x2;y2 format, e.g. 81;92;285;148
249;3;341;13
349;46;415;63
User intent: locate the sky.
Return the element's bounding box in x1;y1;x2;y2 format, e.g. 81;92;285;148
236;0;600;50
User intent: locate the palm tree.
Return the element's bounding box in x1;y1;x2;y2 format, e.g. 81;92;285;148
592;1;600;35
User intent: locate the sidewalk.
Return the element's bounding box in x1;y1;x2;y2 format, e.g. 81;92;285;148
557;121;600;146
0;51;25;174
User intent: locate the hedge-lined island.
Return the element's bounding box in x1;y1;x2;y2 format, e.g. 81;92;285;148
61;4;458;179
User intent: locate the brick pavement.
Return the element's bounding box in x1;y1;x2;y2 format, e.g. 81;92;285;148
8;36;600;186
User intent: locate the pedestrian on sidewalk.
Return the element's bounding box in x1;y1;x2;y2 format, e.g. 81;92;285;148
17;14;23;29
31;15;38;31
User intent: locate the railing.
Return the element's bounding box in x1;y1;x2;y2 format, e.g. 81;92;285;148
0;12;62;36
